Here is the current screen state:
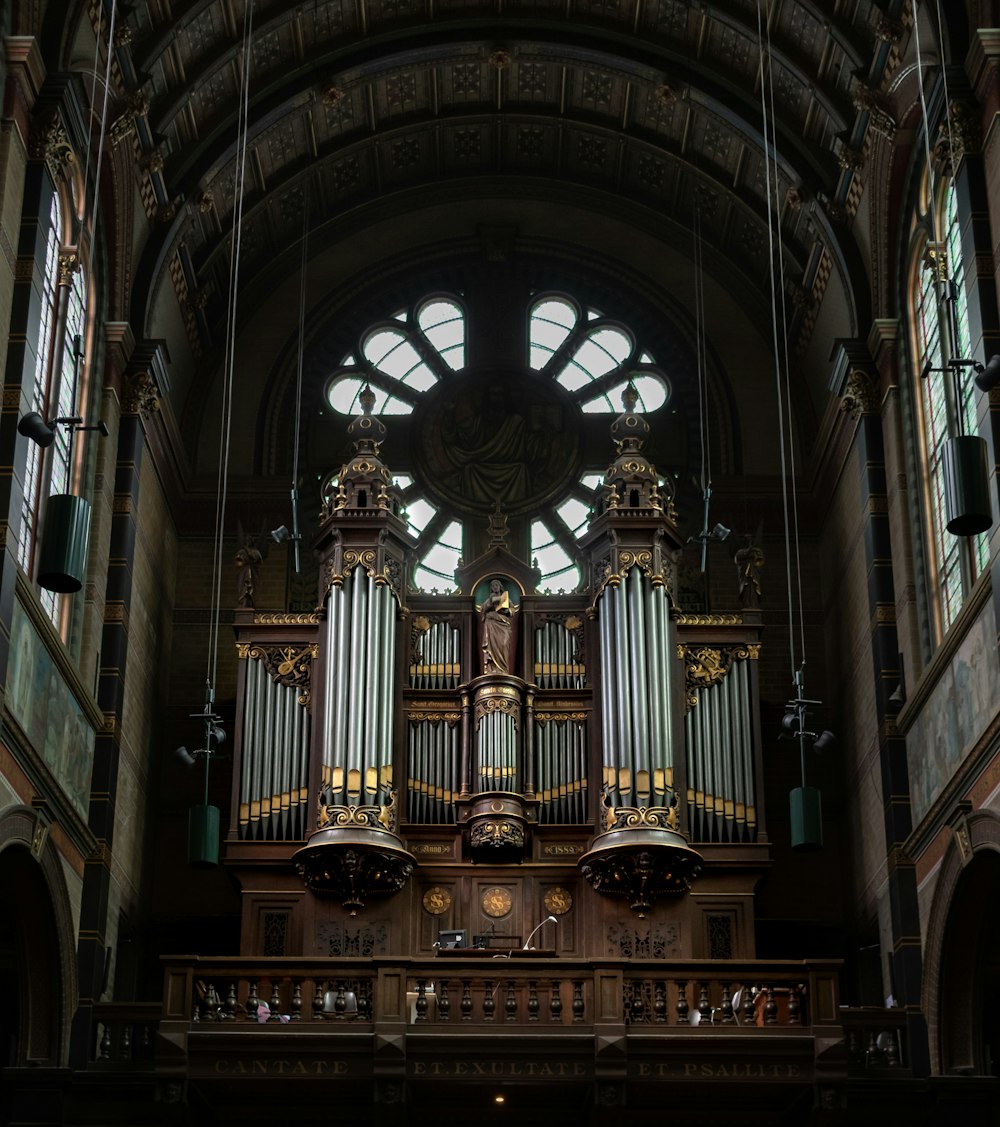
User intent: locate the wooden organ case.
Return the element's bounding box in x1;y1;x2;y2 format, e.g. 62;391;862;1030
226;389;769;965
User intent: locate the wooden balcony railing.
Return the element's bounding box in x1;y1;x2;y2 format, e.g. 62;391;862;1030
157;955;841;1032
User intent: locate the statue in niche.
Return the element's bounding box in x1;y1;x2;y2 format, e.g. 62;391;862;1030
735;533;764;609
481;578;514;674
235;525;267;608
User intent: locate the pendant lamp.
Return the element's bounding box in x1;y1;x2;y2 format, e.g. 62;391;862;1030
943;433;992;536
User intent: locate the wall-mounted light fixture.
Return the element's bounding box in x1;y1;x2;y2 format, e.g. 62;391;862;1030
18;412;109;592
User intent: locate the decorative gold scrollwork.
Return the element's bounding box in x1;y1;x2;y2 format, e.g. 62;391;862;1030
238;643;317;706
679;642;761;711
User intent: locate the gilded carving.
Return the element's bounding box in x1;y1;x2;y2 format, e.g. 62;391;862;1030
923;242;948;283
253;612;321;624
406;710;462;726
30;110;74;176
241;643;316;707
673;613;742;626
680;643;759;710
57;249;80;286
840;369;878;419
470;817;524;852
122;370;160;417
534;711;587;725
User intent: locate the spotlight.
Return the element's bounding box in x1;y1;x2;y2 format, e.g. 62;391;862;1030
888;683;905;708
974;354;1000;392
208;721;225;745
17;412;56;448
813;730;836;754
175;745;196;768
780;710;800;735
271;525;291;543
710;522;732;541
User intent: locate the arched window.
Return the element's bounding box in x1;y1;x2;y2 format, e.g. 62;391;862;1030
910;178;989;638
325;292;670;593
17;160;92;628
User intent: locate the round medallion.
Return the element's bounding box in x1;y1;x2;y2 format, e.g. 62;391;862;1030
481;886;513;918
544;887;573;916
413;368;580;517
422;886;452;916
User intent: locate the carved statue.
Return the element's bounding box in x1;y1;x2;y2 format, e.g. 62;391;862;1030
235;534;263;608
481;578;513;674
735;534;764;609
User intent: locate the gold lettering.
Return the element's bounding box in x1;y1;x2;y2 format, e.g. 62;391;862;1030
685;1063;699;1077
413;1062;426;1075
455;1061;468;1075
311;1061;328;1074
252;1060;267;1075
214;1060;229;1074
788;1064;800;1078
233;1061;247;1074
292;1062;307;1074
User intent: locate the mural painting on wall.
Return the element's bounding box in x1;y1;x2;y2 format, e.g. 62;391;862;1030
906;605;1000;824
7;600;95;818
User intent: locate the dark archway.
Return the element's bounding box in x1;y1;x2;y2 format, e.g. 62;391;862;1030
924;811;1000;1075
0;808;78;1067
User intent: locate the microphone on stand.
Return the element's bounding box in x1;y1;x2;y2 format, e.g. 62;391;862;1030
522;915;558;950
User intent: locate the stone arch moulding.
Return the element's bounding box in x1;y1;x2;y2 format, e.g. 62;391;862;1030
922;808;1000;1075
0;804;79;1066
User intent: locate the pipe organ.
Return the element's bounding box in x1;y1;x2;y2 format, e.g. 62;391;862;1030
229;385;767;928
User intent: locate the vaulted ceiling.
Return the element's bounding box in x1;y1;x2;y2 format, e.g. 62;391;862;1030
90;0;918;473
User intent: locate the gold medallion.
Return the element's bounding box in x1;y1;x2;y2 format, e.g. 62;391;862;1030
544;887;573;915
482;886;512;918
422;886;452;915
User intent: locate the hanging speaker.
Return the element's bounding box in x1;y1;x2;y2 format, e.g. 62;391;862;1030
943;435;992;536
790;786;823;852
37;494;92;593
188;804;220;868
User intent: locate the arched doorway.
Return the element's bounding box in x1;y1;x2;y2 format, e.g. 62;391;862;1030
0;808;77;1067
925;812;1000;1074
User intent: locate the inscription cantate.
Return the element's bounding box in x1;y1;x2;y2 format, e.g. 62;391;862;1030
211;1059;350;1076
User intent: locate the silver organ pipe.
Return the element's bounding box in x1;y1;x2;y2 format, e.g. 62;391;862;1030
596;570;675;810
238;650;311;841
321;570;399;811
684;654;757;842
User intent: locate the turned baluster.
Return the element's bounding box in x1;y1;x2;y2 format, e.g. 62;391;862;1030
743;985;756;1027
246;981;259;1021
119;1023;132;1059
335;982;348;1019
654;980;667;1023
437;981;450;1021
415;981;428;1022
572;981;584;1023
99;1023;112;1060
676;980;690;1024
764;985;777;1025
527;981;539;1022
885;1030;900;1067
788;983;801;1025
461;981;472;1020
550;980;563;1021
719;982;735;1025
312;981;325;1021
269;981;282;1018
290;982;303;1021
224;982;238;1020
697;983;712;1026
483;981;495;1022
203;983;220;1022
505;981;518;1022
